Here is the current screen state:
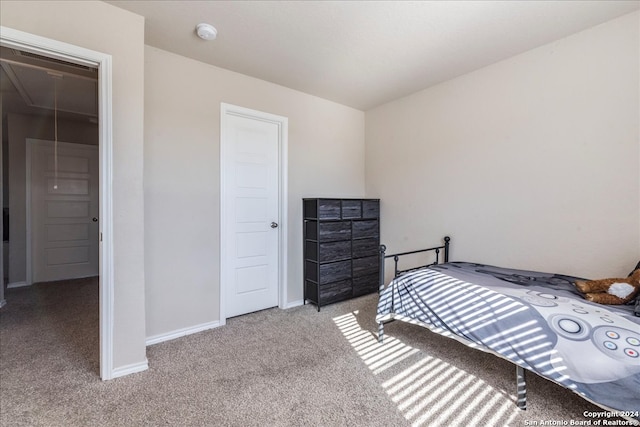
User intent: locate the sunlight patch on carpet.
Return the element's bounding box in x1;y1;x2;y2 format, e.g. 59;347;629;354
333;311;520;427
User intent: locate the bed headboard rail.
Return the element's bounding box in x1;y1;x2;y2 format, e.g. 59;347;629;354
379;236;450;292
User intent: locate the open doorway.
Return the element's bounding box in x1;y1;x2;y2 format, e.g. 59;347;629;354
1;47;99;284
0;27;115;380
1;45;100;372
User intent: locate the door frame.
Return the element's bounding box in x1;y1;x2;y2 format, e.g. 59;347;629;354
0;26;115;380
219;103;288;325
26;139;99;285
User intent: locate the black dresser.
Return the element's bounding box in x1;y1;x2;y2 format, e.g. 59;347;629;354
303;198;380;311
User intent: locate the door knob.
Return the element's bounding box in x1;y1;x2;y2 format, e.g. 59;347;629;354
92;217;98;222
270;222;278;228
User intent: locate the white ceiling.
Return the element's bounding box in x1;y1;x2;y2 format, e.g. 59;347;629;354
110;1;639;110
0;47;98;121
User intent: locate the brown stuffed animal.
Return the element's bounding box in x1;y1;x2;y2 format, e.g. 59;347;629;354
575;269;640;305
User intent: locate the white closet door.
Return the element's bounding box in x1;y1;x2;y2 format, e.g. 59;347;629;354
223;113;280;318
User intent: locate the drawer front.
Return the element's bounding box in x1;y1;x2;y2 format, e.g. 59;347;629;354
352;220;378;239
352;238;378;259
318;221;351;242
319;260;351;283
318;199;341;220
353;274;378;297
319;279;352;305
362;200;380;219
352;256;378;277
318;240;351;263
341;200;361;219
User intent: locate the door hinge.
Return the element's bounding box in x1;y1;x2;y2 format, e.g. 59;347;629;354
100;232;103;242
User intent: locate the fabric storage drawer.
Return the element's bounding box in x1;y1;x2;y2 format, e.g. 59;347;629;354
352;220;378;239
319;279;353;304
319;260;351;283
306;259;353;283
318;221;351;242
352;238;378;258
310;240;351;263
341;200;361;219
362;200;379;219
352;256;378;277
304;199;342;220
318;199;341;220
353;274;378;297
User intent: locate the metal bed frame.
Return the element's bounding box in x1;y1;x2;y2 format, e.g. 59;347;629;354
376;236;528;410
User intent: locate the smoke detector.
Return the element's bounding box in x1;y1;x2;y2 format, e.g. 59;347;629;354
196;23;217;41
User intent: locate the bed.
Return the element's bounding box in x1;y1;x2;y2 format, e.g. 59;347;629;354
376;237;640;420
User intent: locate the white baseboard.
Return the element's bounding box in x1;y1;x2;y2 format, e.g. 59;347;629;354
110;359;148;379
145;304;302;347
146;320;222;346
283;299;304;309
7;281;29;289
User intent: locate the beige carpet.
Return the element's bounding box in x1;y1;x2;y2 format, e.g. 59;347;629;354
0;278;623;427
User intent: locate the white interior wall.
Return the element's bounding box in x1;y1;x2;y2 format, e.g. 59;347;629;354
144;46;365;339
365;11;640;279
